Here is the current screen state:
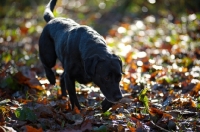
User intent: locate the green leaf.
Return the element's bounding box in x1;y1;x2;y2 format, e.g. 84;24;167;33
139;88;148;96
15;108;26;120
102;111;111;117
197;103;200;110
197;96;200;102
127;121;134;127
143;96;149;108
164;76;173;84
2;52;11;63
14;107;36;122
139;88;149;112
182;57;192;67
0;76;18;90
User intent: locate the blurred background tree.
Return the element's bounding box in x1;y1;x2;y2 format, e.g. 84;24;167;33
0;0;200;67
0;0;200;38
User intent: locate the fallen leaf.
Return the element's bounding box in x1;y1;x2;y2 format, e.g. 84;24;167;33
14;71;43;91
149;107;164;123
22;125;43;132
117;124;125;132
189;82;200;96
73;106;80;114
14;107;36;122
14;72;29;84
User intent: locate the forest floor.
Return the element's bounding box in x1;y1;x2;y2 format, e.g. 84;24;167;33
1;1;200;132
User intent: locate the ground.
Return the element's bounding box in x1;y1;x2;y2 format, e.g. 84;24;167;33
0;0;200;131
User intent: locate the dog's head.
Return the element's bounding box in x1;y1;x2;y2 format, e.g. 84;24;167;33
84;54;123;103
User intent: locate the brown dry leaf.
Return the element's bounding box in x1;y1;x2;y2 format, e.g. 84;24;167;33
149;107;164;116
128;126;136;132
162;113;173;120
117;124;125;132
109;114;117;120
190;99;197;107
55;99;71;111
37;98;48;105
161;43;172;51
108;29;117;37
130;62;137;72
112;103;123;111
17;98;32;104
150;71;159;80
20;26;28;35
73;106;80;114
14;71;43;91
125;52;133;64
130;116;140;123
182;83;196;94
24;70;43;90
57;88;62;96
27;78;43;91
133;113;144;120
189;82;200;96
122;82;130;91
22;125;43;132
149;107;164;123
120;23;130;29
169;89;174;95
14;72;30;84
65;101;71;111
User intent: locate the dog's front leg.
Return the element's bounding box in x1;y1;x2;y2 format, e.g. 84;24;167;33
101;99;113;112
64;73;81;110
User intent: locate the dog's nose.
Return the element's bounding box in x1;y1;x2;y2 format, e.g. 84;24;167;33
114;94;122;101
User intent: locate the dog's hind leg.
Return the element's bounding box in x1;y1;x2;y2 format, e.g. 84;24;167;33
39;31;57;85
63;71;81;109
60;73;67;96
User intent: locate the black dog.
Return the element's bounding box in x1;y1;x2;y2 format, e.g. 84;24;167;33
39;0;123;112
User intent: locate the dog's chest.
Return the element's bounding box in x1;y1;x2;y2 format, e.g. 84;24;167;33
70;62;91;84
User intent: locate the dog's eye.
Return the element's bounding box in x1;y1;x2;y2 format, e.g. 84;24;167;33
104;76;110;81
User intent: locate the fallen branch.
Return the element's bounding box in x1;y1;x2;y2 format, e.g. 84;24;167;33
150;121;171;132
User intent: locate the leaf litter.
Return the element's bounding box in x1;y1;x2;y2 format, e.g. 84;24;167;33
1;6;200;132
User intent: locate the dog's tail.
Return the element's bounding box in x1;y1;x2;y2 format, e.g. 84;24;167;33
44;0;57;23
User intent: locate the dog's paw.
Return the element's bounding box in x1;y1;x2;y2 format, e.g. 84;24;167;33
101;99;113;112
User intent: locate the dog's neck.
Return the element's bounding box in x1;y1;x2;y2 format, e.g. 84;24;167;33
81;38;111;60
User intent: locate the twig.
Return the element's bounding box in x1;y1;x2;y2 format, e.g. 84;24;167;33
150;121;171;132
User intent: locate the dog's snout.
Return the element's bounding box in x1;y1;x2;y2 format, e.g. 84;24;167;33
114;94;122;101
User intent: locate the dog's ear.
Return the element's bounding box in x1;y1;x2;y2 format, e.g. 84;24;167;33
84;55;104;77
112;54;123;74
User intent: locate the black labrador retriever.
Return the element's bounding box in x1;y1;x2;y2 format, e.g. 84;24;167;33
39;0;123;112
